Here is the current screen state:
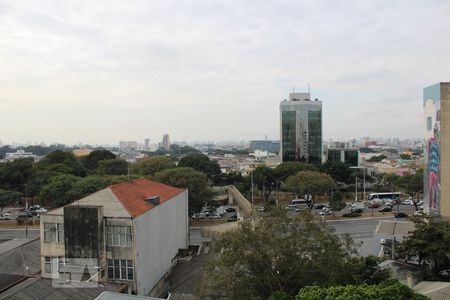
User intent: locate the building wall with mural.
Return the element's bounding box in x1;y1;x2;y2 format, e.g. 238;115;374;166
424;82;450;218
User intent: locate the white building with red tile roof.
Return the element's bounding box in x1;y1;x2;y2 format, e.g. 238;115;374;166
40;178;188;296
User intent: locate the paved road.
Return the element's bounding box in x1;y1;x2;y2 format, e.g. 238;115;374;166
0;228;40;240
328;217;394;256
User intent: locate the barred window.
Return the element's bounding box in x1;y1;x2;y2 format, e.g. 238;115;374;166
44;223;64;243
106;226;132;247
107;259;133;280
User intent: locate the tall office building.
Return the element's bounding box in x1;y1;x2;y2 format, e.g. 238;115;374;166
161;134;170;150
280;92;322;163
423;82;450;218
144;138;150;151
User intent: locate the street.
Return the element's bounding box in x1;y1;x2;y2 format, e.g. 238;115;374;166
328;217;394;256
0;228;40;240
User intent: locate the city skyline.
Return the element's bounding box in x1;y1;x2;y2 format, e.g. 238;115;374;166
1;1;449;144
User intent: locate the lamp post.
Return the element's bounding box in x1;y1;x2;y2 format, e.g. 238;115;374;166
351;166;366;201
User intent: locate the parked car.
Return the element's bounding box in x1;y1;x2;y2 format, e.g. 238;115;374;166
402;200;414;206
314;204;325;209
394;212;408;218
0;214;11;220
320;209;332;216
379;206;392;212
368;202;380;209
351;208;364;214
227;214;238;222
18;210;34;218
36;208;48;213
209;213;221;219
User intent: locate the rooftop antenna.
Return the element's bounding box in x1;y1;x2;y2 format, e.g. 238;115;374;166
293;86;295;93
308;82;311;94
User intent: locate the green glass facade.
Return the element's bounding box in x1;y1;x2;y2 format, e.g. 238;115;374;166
308;110;322;164
281;111;296;161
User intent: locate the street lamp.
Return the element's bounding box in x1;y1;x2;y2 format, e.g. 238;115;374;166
351;166;366;201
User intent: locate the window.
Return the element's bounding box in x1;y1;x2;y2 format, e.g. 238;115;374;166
44;223;64;243
44;256;64;274
107;259;133;280
427;117;432;131
106;226;132;247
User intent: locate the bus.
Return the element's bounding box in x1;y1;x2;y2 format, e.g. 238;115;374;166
367;192;402;202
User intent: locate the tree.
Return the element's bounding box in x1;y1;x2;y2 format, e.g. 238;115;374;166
319;161;353;184
198;210;362;299
132;156;175;176
33;150;86;178
83;150;116;172
398;216;450;277
68;176;112;200
296;280;429;300
153;167;214;213
39;174;80;207
178;153;221;180
285;171;335;207
368;154;387;162
273;162;318;183
329;190;346;213
97;159;128;175
396;169;424;210
0;190;21;210
0;158;34;191
252;165;278;202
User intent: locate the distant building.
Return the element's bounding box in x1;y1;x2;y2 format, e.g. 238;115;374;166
119;141;138;151
280;92;322;163
327;148;359;166
4;149;38;161
40;178;188;295
144;138;150;151
423;82;450;218
249;140;280;153
161;134;170;150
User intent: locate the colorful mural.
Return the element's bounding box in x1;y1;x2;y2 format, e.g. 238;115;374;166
424;84;441;215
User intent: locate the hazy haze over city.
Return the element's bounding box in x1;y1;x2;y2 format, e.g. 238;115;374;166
1;0;449;145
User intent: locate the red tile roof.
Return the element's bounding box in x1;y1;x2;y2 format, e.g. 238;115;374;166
110;178;185;217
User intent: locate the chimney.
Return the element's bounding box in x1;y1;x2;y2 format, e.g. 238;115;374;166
146;196;160;206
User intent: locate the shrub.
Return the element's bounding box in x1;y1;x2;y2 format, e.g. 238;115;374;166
342;212;362;218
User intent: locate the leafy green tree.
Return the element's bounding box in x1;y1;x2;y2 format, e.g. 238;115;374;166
396;169;424;209
354;255;391;285
97;159;128;175
83;150;116;172
296;280;429;300
329;190;346;212
198;210;361;299
132;156;175;176
368;154;388;162
68;176;112;200
153;167;214;213
252;165;278;202
0;190;21;209
285;171;335;207
319;161;353;184
33;150;86;178
273;162;318;183
178;153;220;179
39;174;80;207
0;158;34;191
398;216;450;277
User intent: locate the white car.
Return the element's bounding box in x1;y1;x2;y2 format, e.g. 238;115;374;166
402;200;414;206
320;209;332;216
36;208;48;213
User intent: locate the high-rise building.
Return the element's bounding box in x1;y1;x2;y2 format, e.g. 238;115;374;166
280;92;322;163
144;138;150;151
119;141;138;151
423;82;450;218
326;148;359;167
161;134;170;150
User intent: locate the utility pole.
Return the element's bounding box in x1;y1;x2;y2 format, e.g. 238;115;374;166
355;176;358;202
25;185;28;237
251;170;254;208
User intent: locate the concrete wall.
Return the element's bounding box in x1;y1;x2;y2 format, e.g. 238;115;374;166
133;191;188;296
440;83;450;218
40;214;65;278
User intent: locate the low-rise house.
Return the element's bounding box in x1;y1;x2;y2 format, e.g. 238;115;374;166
40;178;189;296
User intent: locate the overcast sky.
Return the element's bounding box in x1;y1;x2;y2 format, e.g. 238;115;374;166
1;0;449;145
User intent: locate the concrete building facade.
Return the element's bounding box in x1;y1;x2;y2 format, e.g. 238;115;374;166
327;148;359;167
423;82;450;218
280;93;322;163
40;179;188;296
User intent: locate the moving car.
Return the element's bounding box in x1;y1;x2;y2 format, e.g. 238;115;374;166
368;202;380;209
314;204;325;210
401;199;414;206
320;209;332;216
